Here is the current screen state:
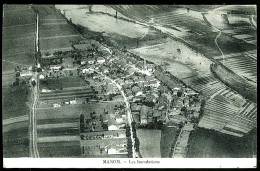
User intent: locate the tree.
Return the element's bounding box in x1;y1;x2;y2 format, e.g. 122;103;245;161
15;72;20;77
80;114;85;133
177;91;183;97
45;52;50;56
89;5;93;13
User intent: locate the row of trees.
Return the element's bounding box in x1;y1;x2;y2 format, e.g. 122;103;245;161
126;125;133;158
131;122;140;153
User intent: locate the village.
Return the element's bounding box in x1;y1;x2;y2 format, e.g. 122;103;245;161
14;33;203;157
3;4;257;163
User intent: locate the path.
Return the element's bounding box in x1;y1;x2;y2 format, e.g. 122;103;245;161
29;11;40;158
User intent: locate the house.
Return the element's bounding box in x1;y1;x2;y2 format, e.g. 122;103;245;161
100;66;109;74
83;145;101;156
103;114;119;131
82;68;91;74
50;65;62;71
108;125;119;131
53;103;61;108
135;91;143;97
125;89;133;97
153;110;161;118
148;108;153;117
143;81;150;87
145;75;154;82
137;82;144;88
140;105;148;124
63;68;78;76
193;105;201;112
97;57;105;64
149;80;160;87
84;118;103;132
81;59;88;65
193;111;200;118
39;74;45;80
136;61;143;69
147;64;154;72
131;103;141;112
148;117;153;123
133;114;140;123
170;115;187;124
176;100;183;108
41;89;51;93
126;57;137;64
183;123;194;131
20;70;32;77
132;86;141;95
136;77;145;83
88;59;95;65
183;96;189;106
108;148;117;154
107;145;127;155
132;96;144;103
118;59;127;68
70;100;77;104
115;115;124;123
169;108;180;117
186;88;199;96
158;95;168;108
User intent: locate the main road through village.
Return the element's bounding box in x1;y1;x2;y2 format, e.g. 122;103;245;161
90;68;139;158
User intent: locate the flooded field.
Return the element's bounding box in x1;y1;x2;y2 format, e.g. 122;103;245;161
136;129;161;158
131;37;213;79
55;5;149;39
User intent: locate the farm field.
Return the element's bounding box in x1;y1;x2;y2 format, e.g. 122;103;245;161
182;5;224;12
186;128;257;158
213;50;257;83
37;141;81;157
110;5;256;58
2;4;36;158
37;117;79;125
2;86;30;120
39;76;88;90
136;129;161;158
3;5;36;74
32;5;84;53
3;127;29;157
109;5;180;23
37;127;79;137
3;121;28;133
160;126;178;158
36;102;117;120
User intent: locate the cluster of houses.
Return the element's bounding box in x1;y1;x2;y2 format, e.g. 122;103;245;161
79;103;128;157
96;50;203;127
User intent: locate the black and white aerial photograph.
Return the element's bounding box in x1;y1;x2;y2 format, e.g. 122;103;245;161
2;4;257;168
